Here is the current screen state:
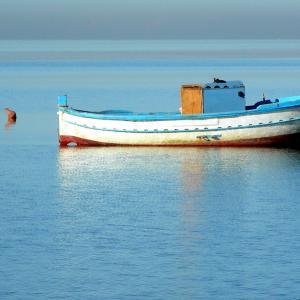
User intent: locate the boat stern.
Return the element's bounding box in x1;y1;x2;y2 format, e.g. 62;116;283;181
57;95;69;146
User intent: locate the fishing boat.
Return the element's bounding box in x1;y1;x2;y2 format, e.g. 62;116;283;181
57;79;300;147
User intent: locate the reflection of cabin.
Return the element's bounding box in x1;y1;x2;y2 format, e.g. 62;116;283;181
181;80;245;114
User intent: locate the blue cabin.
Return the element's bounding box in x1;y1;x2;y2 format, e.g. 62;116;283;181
181;79;245;114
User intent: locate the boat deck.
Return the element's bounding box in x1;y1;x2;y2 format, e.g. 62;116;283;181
60;97;300;122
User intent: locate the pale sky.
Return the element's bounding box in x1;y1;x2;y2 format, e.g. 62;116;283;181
0;0;299;39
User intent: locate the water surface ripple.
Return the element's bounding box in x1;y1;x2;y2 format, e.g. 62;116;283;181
1;40;300;299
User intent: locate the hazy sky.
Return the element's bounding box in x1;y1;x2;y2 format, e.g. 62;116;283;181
0;0;299;39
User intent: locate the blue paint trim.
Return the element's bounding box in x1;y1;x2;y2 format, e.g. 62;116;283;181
59;100;300;122
65;116;300;134
58;95;68;107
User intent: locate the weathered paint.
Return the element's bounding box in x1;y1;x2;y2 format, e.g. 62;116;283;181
59;133;300;147
63;117;300;134
58;113;300;147
181;85;203;114
57;95;300;147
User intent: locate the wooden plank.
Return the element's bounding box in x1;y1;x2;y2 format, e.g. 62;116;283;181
181;85;203;114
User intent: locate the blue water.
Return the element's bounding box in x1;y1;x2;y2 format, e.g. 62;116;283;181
1;40;300;299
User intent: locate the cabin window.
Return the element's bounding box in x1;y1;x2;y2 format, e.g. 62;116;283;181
238;91;245;98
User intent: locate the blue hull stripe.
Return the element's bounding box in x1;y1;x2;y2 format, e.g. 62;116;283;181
64;117;300;134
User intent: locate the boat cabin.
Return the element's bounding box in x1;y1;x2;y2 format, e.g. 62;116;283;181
181;80;245;114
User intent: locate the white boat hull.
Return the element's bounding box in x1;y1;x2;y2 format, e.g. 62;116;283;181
58;106;300;147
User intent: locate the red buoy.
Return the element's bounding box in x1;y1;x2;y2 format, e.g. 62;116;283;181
4;108;17;123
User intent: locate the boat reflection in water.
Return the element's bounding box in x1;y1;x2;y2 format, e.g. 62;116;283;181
58;147;233;203
57;146;298;226
57;146;300;296
5;120;16;129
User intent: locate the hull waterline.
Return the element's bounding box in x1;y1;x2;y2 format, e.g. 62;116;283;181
59;133;300;147
58;104;300;147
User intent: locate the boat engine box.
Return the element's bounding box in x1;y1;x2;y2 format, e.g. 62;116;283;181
180;80;245;114
203;80;245;113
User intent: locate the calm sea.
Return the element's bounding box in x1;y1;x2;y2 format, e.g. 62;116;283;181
1;40;300;299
